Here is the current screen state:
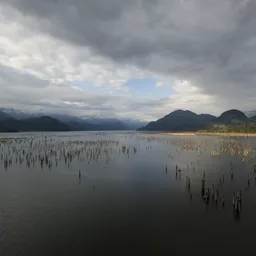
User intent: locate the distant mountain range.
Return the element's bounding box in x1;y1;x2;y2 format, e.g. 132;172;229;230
138;109;256;132
0;116;70;132
0;108;147;133
1;107;256;133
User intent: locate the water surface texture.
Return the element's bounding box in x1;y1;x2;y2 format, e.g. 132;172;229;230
0;131;256;255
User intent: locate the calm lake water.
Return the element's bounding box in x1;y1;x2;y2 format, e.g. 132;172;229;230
0;131;256;255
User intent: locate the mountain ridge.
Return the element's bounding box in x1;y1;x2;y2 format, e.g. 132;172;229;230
0;108;147;131
138;109;256;132
1;108;256;133
0;116;70;132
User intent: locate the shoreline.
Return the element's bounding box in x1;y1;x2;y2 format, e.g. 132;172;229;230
161;132;256;137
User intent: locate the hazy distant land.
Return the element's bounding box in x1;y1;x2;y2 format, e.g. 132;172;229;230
1;108;256;133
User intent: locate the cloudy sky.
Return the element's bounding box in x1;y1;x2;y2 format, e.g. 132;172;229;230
0;0;256;121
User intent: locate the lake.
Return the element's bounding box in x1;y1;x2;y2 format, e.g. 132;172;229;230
0;131;256;255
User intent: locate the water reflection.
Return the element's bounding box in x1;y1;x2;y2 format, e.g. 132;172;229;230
0;132;256;254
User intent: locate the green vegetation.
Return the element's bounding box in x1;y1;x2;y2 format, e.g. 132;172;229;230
0;137;25;143
0;138;13;143
205;124;256;133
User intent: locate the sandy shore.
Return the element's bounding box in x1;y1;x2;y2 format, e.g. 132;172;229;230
162;132;256;137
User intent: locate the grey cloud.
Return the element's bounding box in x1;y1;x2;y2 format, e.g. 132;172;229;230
1;0;256;117
127;97;171;111
3;1;255;89
0;64;49;88
0;64;168;119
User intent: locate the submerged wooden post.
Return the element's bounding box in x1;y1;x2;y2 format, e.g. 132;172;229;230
201;179;205;195
222;196;225;207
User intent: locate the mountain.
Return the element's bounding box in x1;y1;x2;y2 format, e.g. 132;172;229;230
66;120;94;131
19;116;70;132
81;117;147;130
138;110;216;132
48;114;84;123
0;108;146;131
120;119;148;130
0;110;12;121
0;108;36;120
198;114;216;121
216;109;249;125
0;121;18;133
250;116;256;121
138;109;254;132
1;107;255;133
64;118;146;131
0;116;70;132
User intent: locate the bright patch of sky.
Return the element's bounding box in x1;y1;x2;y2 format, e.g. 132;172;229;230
125;78;176;97
73;78;176;98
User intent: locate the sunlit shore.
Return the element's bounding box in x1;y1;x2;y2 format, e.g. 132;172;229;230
161;132;256;137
